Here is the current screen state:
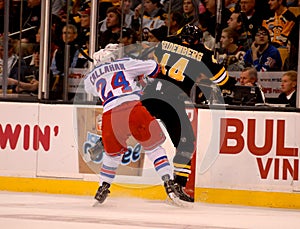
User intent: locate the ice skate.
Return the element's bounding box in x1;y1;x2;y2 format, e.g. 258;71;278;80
174;183;194;202
162;175;187;207
173;174;194;202
93;182;110;206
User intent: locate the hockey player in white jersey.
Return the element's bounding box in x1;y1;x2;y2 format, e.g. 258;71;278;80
84;43;183;206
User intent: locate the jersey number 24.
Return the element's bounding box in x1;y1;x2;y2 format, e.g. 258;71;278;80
96;71;132;101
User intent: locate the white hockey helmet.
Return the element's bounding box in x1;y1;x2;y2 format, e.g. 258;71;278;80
93;43;120;64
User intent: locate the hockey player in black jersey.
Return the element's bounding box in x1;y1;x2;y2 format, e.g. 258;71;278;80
140;24;231;202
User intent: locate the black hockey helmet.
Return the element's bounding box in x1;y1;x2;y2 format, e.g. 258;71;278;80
178;24;203;44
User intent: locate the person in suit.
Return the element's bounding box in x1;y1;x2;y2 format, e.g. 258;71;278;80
278;70;297;107
0;39;28;92
239;67;258;86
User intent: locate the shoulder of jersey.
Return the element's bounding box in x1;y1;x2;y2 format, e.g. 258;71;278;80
114;57;132;62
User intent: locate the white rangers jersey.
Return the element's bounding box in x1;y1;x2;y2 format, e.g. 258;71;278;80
84;57;160;112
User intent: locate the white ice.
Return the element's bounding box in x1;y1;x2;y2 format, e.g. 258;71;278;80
0;191;299;229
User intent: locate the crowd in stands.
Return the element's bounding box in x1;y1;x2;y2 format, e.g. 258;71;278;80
0;0;299;106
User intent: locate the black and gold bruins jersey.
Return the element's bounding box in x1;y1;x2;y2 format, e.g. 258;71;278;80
154;36;229;95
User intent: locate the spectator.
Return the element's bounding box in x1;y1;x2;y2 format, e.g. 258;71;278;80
117;0;135;29
181;0;200;26
262;0;297;47
286;0;298;6
26;28;41;85
201;0;232;41
148;25;168;42
0;39;29;92
283;21;300;71
100;0;135;32
21;0;41;43
0;0;4;36
282;40;293;70
141;25;168;59
240;0;264;37
9;1;23;34
77;7;91;48
277;70;297;107
164;11;184;36
243;26;282;71
163;0;184;14
50;24;88;100
255;0;273;19
51;12;68;48
98;0;118;21
239;67;258;86
284;14;299;71
70;0;91;28
132;0;166;32
72;0;83;15
198;13;215;50
119;27;138;46
118;27;141;57
219;27;245;70
227;11;252;50
0;0;16;36
225;0;237;12
43;15;62;59
98;7;122;49
51;0;66;17
220;27;244;55
119;27;144;59
56;1;83;32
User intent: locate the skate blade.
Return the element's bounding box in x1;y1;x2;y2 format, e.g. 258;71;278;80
92;200;107;207
165;197;193;208
92;201;100;207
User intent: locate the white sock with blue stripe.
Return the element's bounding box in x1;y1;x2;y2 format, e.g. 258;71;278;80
145;146;173;180
100;153;122;185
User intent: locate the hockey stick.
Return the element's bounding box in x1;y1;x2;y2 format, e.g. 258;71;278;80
214;0;223;60
75;44;94;63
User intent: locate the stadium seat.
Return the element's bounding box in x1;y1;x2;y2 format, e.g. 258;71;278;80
289;7;300;17
278;47;289;68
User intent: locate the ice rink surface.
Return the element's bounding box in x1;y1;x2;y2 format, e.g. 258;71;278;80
0;191;299;229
